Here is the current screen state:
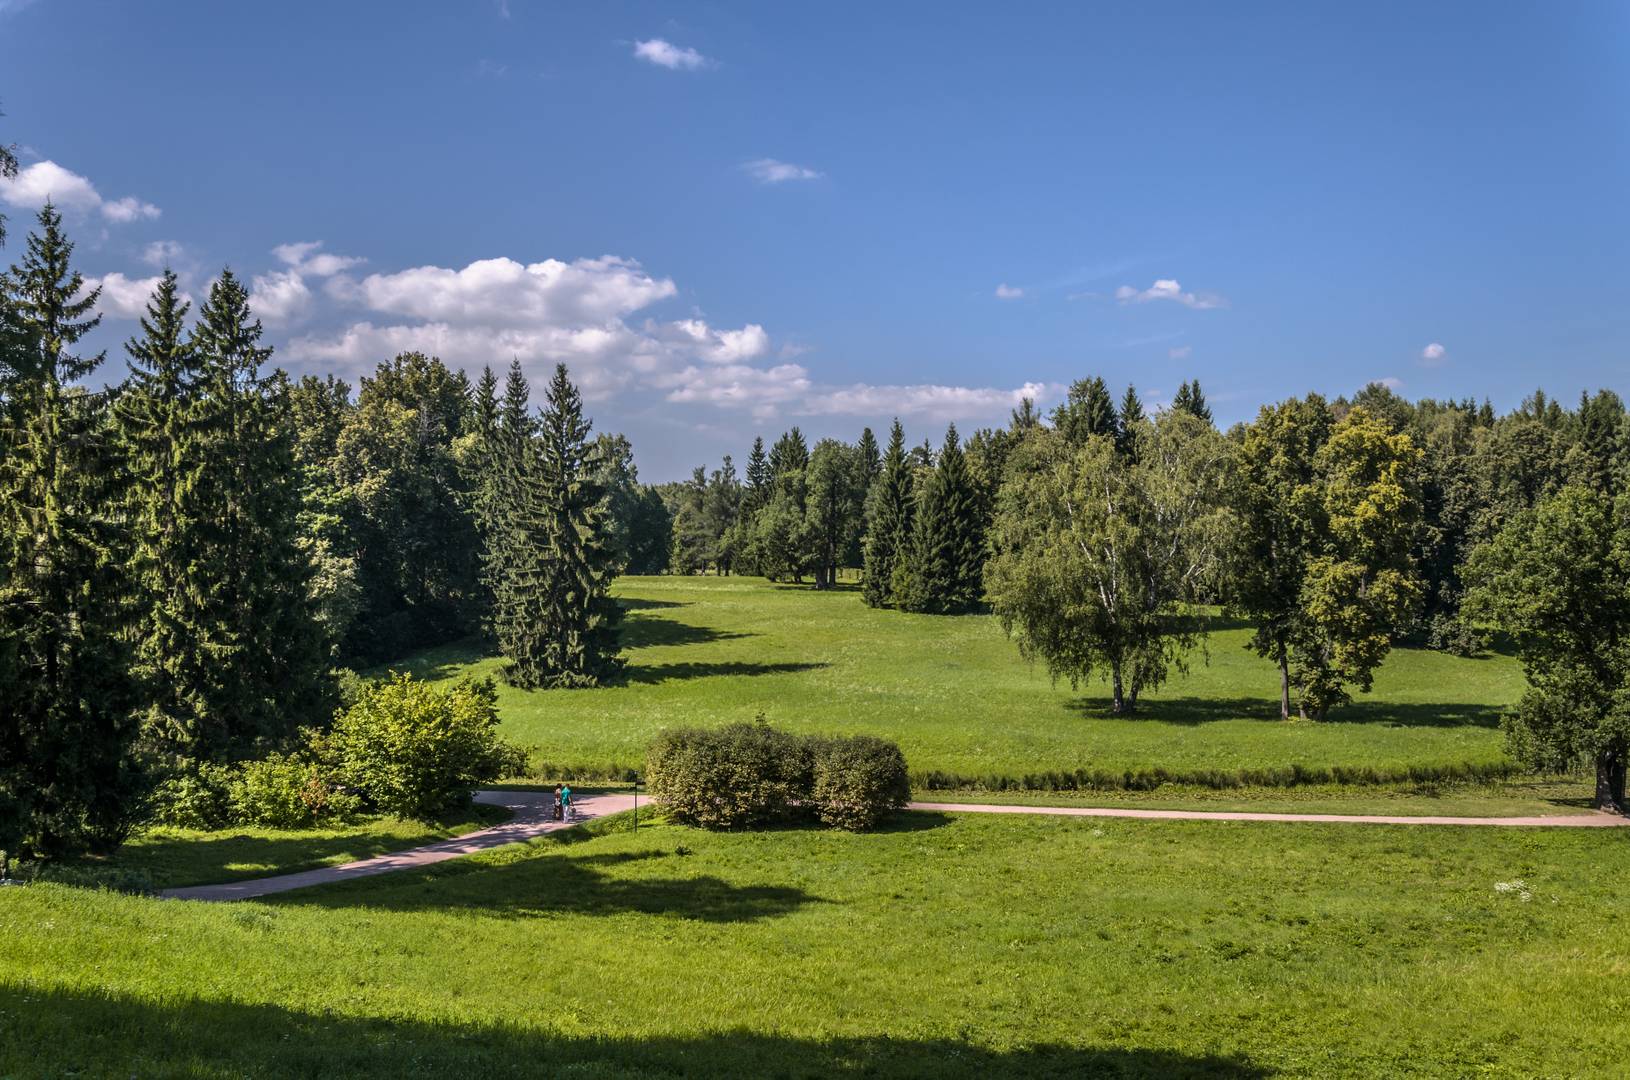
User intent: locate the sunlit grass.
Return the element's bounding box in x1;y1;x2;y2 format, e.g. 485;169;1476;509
390;575;1522;781
6;810;1626;1077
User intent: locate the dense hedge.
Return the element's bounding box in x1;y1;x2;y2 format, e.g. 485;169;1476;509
647;723;909;831
910;758;1527;793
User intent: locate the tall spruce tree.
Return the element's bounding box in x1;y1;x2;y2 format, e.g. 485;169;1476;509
1117;384;1146;459
183;269;330;760
1173;379;1213;425
862;418;914;608
0;205;141;860
743;435;771;514
498;364;623;688
487;360;534;656
115;270;220;761
901;424;985;613
1053;376;1119;446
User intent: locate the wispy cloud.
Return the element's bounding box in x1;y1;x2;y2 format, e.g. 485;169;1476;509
1114;278;1227;310
994;283;1023;300
633;39;710;71
744;158;822;184
1169;345;1193;360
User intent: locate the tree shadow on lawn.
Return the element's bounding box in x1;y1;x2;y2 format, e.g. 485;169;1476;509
275;846;822;924
2;983;1274;1079
620;660;829;685
621;611;754;649
618;596;688;611
1066;695;1503;729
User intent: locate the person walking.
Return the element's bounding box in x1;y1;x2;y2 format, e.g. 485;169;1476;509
561;783;574;822
552;785;564;822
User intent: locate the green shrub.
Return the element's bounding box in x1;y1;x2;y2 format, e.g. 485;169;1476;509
327;673;505;819
648;723;909;831
146;763;235;830
810;735;911;831
646;722;813;829
229;754;340;829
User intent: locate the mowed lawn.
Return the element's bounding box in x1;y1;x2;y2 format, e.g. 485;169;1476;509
7;811;1626;1078
393;575;1524;780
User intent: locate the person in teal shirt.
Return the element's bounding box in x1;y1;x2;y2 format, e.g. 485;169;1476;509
561;784;573;821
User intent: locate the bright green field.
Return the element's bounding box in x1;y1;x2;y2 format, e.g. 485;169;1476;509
395;575;1523;781
6;810;1627;1078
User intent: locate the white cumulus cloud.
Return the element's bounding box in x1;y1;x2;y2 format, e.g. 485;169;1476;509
744;158;822;184
0;160;159;223
1421;342;1447;365
1114;278;1227;310
79;272;183;320
633;38;710;70
994;283;1023;300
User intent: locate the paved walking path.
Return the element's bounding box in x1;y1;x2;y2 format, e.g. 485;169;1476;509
908;801;1630;828
161;789;639;902
163;788;1627;903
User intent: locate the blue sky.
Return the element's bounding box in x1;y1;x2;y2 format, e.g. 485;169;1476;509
2;1;1627;478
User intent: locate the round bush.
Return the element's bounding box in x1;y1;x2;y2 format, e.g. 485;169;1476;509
326;673;505;819
646;722;812;829
810;735;911;831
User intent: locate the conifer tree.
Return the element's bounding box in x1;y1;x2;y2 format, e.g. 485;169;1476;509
1173;379;1213;425
901;424;985;613
1053;376;1119;446
1117;384;1146;459
742;435;771;514
115;270;220;760
182;269;330;760
0;205;141;859
862;419;914;608
487;360;533;655
498;364;623;688
464;364;502;636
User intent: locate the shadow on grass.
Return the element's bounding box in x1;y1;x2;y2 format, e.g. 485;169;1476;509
377;638;490;681
0;984;1274;1078
621;611;753;649
99;805;511;890
618;596;688;611
621;660;829;685
274;842;820;924
1065;695;1503;729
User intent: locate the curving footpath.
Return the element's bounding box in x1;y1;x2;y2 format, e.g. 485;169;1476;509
908;801;1630;828
161;789;639;902
163;789;1629;903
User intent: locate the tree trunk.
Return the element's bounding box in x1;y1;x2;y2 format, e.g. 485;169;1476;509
1278;654;1292;721
1594;750;1627;813
1111;666;1126;714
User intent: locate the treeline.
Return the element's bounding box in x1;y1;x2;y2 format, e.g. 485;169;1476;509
666;375;1630;807
0;207;622;862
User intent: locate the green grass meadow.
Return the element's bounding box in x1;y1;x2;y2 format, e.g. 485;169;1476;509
393;575;1524;784
8;810;1628;1078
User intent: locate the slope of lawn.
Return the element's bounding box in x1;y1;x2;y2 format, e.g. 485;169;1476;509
392;575;1524;783
5;811;1625;1078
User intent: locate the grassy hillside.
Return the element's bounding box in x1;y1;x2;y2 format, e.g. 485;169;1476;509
393;575;1524;783
7;810;1625;1078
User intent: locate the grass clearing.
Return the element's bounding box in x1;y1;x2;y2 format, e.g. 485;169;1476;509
392;575;1522;784
6;810;1627;1077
